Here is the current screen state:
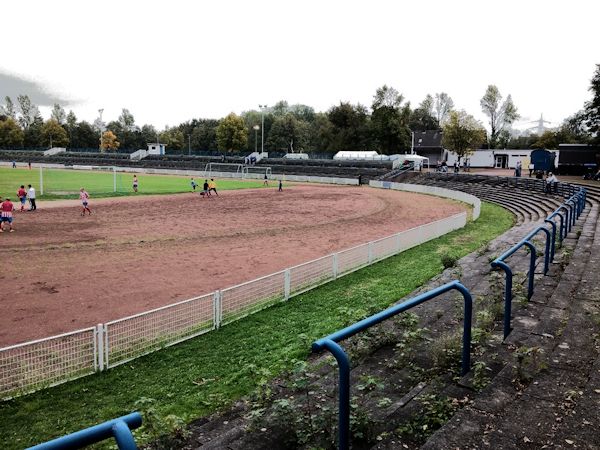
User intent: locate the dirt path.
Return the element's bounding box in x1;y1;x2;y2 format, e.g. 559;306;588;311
1;185;466;346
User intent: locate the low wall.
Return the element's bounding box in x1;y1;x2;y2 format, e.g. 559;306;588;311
370;180;481;221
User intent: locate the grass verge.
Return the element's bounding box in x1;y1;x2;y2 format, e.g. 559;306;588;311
0;202;513;448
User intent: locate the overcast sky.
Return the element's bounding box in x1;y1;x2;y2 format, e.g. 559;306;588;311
1;0;598;131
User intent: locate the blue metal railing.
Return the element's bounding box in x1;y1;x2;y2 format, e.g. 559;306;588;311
28;412;142;450
492;189;586;339
311;280;473;450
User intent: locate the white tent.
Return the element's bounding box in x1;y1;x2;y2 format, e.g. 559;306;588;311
333;151;384;160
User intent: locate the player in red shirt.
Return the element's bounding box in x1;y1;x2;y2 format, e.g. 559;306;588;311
0;198;15;232
17;185;27;212
79;188;91;216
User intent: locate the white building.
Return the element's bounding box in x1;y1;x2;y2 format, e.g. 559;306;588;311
147;143;166;155
445;149;559;169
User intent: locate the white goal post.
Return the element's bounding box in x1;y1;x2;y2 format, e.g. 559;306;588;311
204;163;244;177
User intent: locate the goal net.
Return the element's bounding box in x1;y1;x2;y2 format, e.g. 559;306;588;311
204;163;245;177
244;166;272;177
40;165;126;197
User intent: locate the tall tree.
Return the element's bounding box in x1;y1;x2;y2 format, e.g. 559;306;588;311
41;119;69;147
70;121;98;148
434;92;454;125
158;127;185;151
190;119;219;151
480;85;519;148
442;110;486;162
266;114;309;152
23;113;44;147
50;103;67;124
17;95;40;129
118;108;136;130
0;116;24;147
66;111;78;147
216;113;248;152
584;64;600;143
370;86;411;153
0;96;16;119
327;102;371;152
410;94;439;131
372;85;404;109
100;130;120;152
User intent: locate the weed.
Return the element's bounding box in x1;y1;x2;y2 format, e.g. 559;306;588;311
513;346;547;384
396;394;462;442
471;361;491;391
356;375;385;392
441;253;457;269
430;331;462;374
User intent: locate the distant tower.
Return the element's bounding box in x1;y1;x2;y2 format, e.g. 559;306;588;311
524;114;552;136
535;114;551;135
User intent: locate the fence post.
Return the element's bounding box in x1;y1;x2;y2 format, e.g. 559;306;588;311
332;254;338;280
103;324;109;369
284;269;291;300
213;290;222;329
96;324;104;372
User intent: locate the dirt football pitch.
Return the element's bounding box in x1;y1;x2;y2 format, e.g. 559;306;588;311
1;184;466;346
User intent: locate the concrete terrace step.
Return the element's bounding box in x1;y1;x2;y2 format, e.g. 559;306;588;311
419;201;600;450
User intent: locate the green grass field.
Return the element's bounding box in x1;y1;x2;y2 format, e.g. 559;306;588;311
0;203;514;449
0;167;267;200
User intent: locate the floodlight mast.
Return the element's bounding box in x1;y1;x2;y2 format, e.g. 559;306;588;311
98;109;104;149
259;105;267;154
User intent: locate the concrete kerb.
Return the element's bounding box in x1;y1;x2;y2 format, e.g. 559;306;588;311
369;180;481;221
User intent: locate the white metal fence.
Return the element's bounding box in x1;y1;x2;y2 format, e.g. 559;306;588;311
0;207;469;399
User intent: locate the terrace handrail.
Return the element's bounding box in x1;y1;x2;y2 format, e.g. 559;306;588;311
28;412;142;450
492;189;586;339
311;280;473;450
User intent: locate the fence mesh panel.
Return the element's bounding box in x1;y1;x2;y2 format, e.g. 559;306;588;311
0;328;96;399
371;235;399;261
106;294;213;368
290;255;335;295
337;243;370;275
399;227;423;251
220;271;286;325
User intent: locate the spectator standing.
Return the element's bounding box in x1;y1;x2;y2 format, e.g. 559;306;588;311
545;172;558;193
0;197;15;232
190;178;197;191
528;163;534;177
27;184;36;211
12;160;16;169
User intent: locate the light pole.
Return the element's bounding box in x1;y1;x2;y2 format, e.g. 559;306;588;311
253;125;259;153
98;109;104;150
188;134;191;156
258;104;267;154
